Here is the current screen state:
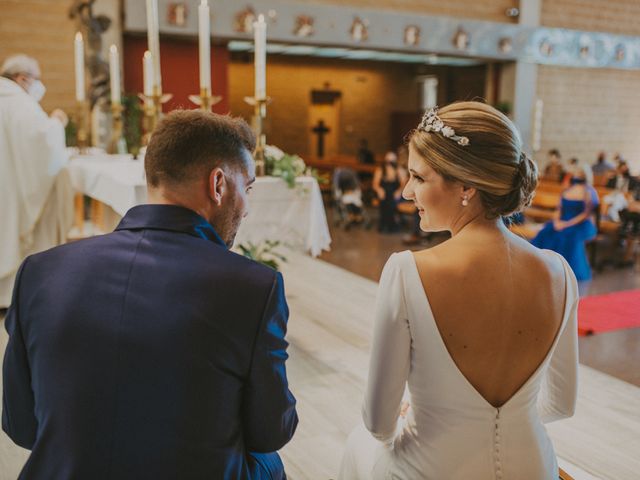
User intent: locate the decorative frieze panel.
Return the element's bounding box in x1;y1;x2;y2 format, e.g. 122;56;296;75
123;0;640;70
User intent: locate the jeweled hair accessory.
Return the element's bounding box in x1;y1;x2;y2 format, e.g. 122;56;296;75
418;107;470;146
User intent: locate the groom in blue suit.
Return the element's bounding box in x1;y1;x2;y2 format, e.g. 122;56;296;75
2;111;298;479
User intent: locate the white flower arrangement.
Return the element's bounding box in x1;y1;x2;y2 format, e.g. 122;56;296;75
264;145;326;189
264;144;285;161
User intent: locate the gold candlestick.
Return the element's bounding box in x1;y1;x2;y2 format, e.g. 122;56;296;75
188;87;222;112
244;96;271;177
76;100;90;154
138;85;173;144
108;102;124;154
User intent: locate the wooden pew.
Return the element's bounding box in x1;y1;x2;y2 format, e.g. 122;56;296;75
536;180;565;194
304;154;379;175
524;190;560;222
305;155;379;197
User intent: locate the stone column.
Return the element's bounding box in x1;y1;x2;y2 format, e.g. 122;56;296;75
512;0;541;155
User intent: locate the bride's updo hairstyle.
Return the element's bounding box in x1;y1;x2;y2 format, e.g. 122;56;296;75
409;101;538;218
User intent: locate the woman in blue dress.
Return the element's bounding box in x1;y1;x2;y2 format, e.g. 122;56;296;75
532;164;599;281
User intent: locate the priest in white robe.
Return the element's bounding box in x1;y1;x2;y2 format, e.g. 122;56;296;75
0;54;74;308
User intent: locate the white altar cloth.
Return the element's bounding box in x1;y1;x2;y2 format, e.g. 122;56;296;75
66;154;146;218
66;155;331;257
235;176;332;257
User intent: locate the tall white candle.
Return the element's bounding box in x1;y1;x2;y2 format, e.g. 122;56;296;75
198;0;211;91
254;14;266;99
143;50;154;98
145;0;162;92
109;45;121;104
74;32;85;101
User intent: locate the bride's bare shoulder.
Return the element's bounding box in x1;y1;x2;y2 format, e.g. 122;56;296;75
411;232;565;284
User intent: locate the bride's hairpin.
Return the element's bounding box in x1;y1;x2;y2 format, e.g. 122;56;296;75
417;107;470;146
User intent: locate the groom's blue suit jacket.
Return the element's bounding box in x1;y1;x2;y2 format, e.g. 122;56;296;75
2;204;298;479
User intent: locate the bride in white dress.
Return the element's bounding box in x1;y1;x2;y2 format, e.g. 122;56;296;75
339;102;578;480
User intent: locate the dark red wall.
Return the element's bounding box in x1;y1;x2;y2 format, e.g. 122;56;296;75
123;35;229;114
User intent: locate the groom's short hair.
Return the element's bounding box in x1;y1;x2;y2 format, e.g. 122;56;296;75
145;110;256;187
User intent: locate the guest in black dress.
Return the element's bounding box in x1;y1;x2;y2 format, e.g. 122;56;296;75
373;151;407;232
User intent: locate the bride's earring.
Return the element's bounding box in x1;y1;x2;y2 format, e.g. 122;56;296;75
462;196;469;207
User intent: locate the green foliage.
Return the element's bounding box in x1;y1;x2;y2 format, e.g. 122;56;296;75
237;240;287;271
65;119;78;147
495;101;512;116
264;147;328;189
122;93;143;156
267;153;307;188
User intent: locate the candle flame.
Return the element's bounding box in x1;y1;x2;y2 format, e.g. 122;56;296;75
75;32;83;42
144;50;152;60
110;44;118;54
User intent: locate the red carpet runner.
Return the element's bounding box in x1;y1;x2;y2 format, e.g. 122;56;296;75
578;289;640;335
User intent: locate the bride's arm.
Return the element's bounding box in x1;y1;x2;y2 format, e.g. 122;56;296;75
362;254;411;443
537;261;579;423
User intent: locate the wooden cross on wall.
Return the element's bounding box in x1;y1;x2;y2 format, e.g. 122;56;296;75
311;120;331;158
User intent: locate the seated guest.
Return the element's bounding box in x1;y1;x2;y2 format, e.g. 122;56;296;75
340;102;578;479
532;164;599;281
606;160;639;193
357;138;375;185
542;148;565;183
603;161;638;222
3;111;298;479
591;151;615;176
335;167;365;227
561;157;580;187
372;151;407;233
619;202;640;266
357;138;375;165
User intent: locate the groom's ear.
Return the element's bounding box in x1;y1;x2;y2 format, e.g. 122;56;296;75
208;167;226;207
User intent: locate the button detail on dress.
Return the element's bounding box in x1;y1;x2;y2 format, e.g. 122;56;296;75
493;408;503;479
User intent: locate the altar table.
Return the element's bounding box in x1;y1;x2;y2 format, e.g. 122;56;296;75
66;154;331;257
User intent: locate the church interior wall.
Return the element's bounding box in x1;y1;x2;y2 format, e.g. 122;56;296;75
541;0;640;36
0;0;78;113
535;0;640;169
496;62;516;113
228;56;487;158
536;65;640;170
122;35;230;114
228;55;421;157
2;0;640;170
0;0;121;115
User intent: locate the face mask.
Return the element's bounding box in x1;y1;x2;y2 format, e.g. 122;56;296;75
570;177;586;185
27;79;46;102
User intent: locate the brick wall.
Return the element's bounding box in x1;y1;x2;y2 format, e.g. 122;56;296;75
535;66;640;171
229;55;422;157
537;0;640;172
290;0;518;23
0;0;121;116
228;55;486;158
0;0;77;113
541;0;640;36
